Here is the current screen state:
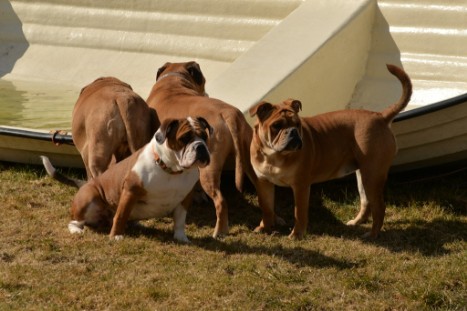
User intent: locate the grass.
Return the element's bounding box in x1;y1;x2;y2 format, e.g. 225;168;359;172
0;161;466;310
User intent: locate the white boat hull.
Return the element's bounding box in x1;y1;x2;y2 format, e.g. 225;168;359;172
392;94;467;171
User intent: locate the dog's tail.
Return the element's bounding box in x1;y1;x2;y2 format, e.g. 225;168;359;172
40;156;86;188
223;112;246;192
381;64;413;123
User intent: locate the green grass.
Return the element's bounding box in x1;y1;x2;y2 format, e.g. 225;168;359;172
0;162;466;310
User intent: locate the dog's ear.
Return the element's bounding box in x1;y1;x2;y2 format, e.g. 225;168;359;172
249;101;274;122
284;98;302;113
186;62;205;86
156;63;170;80
195;116;213;136
155;119;179;144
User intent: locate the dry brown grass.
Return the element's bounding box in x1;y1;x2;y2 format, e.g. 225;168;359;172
0;162;466;310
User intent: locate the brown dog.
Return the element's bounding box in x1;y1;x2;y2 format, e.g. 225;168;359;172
72;77;158;179
146;61;259;238
42;117;212;241
249;64;412;239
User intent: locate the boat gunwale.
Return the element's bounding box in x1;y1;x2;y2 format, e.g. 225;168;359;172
394;92;467;122
0;126;74;145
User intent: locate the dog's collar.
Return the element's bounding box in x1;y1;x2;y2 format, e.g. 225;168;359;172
156;72;186;83
152;145;184;175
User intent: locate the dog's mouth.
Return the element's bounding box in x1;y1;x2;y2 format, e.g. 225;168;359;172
285;127;302;150
179;142;210;169
284;135;303;151
271;127;302;152
194;143;210;168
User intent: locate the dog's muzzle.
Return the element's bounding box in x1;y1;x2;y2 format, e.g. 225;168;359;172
285;128;303;151
194;142;210;167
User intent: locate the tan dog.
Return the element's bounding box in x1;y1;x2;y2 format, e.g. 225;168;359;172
147;61;260;238
72;77;158;179
249;64;412;239
42;117;212;241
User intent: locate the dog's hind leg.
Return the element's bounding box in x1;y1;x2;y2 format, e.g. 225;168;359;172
199;167;228;238
365;177;387;239
346;170;371;226
347;169;387;238
69;185;109;235
68;201;101;235
80;144;93;179
88;143;112;178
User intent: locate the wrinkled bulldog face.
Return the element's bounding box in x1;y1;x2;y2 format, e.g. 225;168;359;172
250;99;303;153
155;117;212;169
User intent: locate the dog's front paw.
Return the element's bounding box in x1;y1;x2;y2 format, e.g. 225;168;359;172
212;222;229;239
254;224;273;235
288;229;306;240
68;220;85;234
212;231;227;239
111;235;124;241
174;232;191;244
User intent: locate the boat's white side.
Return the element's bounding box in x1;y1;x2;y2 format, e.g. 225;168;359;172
1;0;466;171
392;94;467;171
0;126;82;168
2;94;466;170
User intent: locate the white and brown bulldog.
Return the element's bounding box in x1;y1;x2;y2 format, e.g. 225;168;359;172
42;117;212;242
147;61;260;238
72;77;158;179
249;65;412;239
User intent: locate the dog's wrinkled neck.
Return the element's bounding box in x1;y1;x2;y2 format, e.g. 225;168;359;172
255;125;275;156
152;143;183;175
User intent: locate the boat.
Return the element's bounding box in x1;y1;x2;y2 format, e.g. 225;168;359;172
1;0;466;171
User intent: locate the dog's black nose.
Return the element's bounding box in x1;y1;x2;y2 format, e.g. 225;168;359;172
196;144;207;153
287;137;302;150
290;128;300;138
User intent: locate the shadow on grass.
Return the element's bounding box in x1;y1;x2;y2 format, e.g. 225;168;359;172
387;165;467;216
125;217;360;270
194;236;361;270
307;180;467;257
8;161;464;259
307;181;466;257
191;170;467;258
372;219;467;256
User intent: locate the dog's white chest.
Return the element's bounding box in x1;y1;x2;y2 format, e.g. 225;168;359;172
129;150;199;220
253;160;290;187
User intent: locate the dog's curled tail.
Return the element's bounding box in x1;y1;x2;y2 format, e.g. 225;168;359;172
381;64;413;122
40;156;86;188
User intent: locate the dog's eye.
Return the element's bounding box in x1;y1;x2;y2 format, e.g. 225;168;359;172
198;131;208;141
180;133;192;144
